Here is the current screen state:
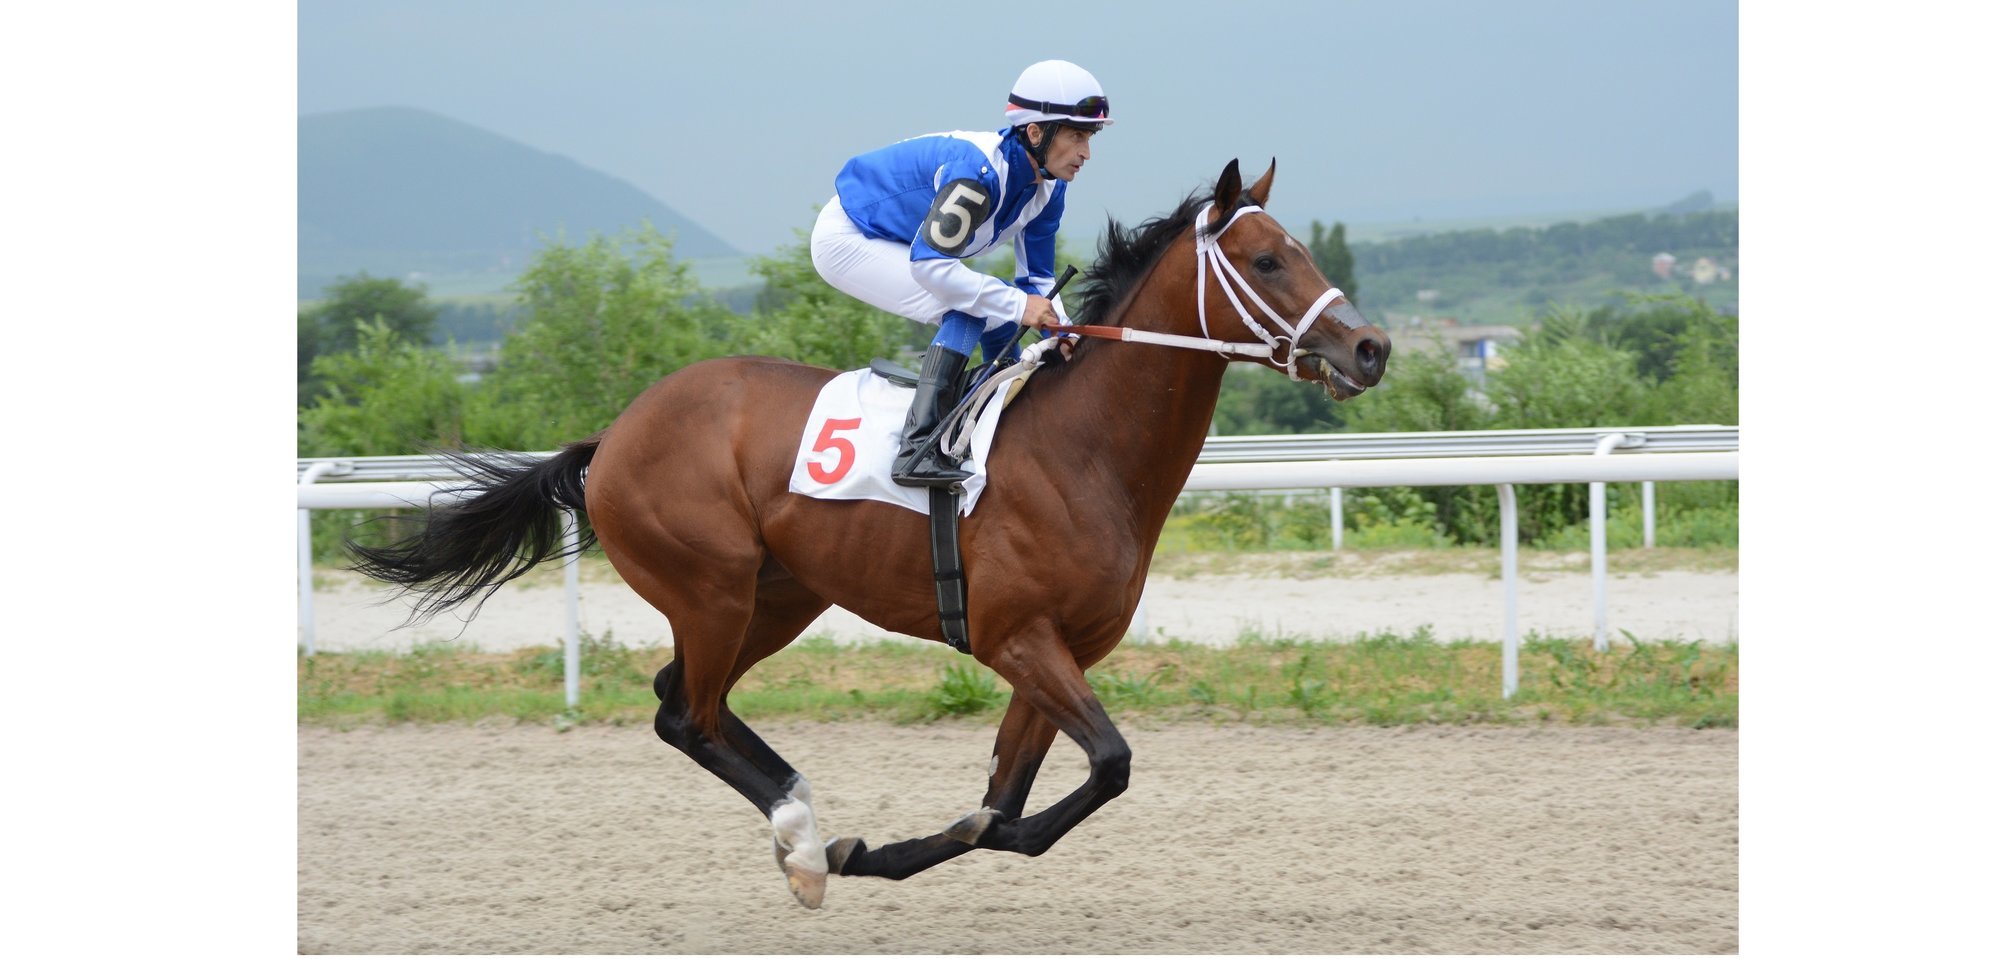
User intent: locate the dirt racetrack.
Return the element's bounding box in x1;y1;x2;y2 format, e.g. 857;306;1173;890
299;721;1737;954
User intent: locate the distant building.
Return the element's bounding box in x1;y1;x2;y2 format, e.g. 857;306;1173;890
1690;257;1731;284
1652;252;1677;280
1396;317;1522;383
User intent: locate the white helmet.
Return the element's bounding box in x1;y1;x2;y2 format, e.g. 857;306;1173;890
1005;60;1113;130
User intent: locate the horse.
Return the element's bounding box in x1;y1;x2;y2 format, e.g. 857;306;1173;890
349;158;1390;909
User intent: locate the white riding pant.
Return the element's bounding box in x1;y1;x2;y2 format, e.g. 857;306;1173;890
810;197;1018;332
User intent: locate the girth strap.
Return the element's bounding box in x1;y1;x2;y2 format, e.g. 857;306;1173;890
928;486;971;654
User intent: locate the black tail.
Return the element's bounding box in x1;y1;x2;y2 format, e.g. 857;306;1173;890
346;438;600;623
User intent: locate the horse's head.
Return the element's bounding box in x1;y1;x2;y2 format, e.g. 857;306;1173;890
1194;159;1390;399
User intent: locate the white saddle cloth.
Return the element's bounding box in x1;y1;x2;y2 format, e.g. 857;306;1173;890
787;369;1005;516
788;339;1058;516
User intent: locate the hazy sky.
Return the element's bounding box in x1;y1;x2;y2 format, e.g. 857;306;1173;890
301;0;1737;255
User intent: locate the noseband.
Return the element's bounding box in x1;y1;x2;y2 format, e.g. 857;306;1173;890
1193;202;1349;382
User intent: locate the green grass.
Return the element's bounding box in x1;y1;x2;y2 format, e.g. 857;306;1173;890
299;627;1736;730
1145;543;1737;580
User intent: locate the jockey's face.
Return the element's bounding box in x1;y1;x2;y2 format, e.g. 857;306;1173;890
1031;124;1095;182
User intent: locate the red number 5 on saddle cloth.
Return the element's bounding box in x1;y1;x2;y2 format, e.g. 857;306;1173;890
787;368;1006;516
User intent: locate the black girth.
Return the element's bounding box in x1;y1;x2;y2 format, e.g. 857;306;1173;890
928;485;971;654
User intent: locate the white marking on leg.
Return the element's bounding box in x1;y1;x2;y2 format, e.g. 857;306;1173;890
770;795;831;909
770;798;829;875
945;805;1002;845
988;754;999;778
786;774;813;805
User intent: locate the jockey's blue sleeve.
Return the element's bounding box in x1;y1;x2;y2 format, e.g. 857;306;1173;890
1012;181;1066;293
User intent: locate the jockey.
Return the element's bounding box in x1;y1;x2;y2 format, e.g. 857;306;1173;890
810;59;1111;488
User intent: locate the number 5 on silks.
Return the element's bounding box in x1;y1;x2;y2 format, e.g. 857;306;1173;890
806;418;863;484
922;179;991;256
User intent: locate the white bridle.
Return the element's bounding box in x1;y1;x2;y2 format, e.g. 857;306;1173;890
1057;202;1355;381
1192;202;1351;381
941;204;1361;457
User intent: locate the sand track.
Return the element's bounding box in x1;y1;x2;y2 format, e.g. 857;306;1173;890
299;721;1737;954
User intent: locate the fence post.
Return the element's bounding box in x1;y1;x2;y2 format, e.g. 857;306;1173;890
1329;486;1343;551
296;462;347;656
1590;434;1628;651
298;505;316;657
563;510;581;710
1642;481;1657;549
1498;483;1519;699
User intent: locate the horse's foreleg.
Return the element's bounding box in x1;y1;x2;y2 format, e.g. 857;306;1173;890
941;693;1061;843
954;635;1131;858
830;694;1058;881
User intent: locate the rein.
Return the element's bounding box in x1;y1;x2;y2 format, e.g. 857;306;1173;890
1058;203;1348;380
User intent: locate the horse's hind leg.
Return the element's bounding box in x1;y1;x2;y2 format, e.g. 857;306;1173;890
717;574;849;893
645;562;853;907
653;652;836;908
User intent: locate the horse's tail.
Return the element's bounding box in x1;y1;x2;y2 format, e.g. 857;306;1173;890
346;438;600;623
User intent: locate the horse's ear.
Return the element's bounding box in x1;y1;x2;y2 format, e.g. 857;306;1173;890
1247;158;1276;207
1214;159;1242;211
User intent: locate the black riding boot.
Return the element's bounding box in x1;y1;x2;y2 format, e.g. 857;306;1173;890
891;344;973;488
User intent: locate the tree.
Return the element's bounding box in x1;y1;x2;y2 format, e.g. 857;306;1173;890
1211;365;1348;435
742;229;915;369
298;273;442;400
1585;293;1738;387
1340;346;1491;435
298;318;465;456
1636;309;1738;426
1307;220;1359;302
1336;346;1495;542
1484;308;1648;429
300;272;441;352
465;226;746;450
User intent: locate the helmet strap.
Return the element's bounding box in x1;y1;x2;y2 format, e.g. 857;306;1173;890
1021;122;1055;179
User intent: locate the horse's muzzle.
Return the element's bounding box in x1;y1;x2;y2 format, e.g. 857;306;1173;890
1297;322;1390;401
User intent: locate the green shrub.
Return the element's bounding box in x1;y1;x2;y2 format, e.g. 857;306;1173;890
1346;517;1455;549
928;662;1005;716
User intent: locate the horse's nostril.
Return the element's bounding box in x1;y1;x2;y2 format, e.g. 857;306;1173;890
1356;338;1383;377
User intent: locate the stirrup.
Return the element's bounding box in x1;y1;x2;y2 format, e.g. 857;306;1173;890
891;439;971;488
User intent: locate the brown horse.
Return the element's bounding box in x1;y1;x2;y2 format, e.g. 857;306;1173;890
350;159;1389;908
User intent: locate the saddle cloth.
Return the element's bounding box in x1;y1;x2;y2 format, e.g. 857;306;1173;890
787;368;1009;516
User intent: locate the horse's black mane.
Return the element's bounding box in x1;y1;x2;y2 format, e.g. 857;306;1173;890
1068;184;1251;327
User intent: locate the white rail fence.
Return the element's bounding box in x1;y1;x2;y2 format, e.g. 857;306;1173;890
298;426;1738;701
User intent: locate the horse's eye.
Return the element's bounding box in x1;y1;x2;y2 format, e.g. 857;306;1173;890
1254;254;1280;273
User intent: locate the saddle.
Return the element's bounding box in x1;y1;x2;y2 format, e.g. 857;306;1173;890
867;358;919;387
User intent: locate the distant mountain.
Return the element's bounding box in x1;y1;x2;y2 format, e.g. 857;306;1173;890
299;106;737;298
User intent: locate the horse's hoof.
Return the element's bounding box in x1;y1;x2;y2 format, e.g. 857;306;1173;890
783;860;827;909
944;806;1001;845
825;836;865;874
772;837;830;908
